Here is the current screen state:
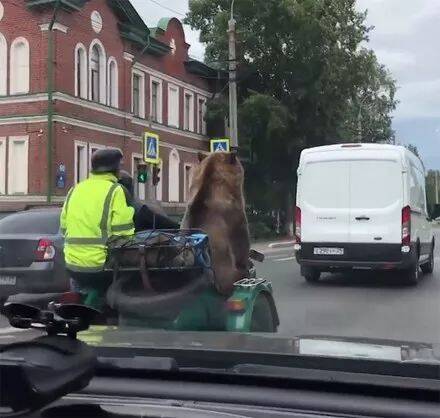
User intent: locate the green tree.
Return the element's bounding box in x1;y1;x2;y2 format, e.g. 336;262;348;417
187;0;398;232
426;170;440;218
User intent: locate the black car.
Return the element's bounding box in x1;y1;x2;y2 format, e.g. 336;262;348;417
0;208;69;301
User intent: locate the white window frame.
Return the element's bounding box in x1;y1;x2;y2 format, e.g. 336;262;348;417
0;137;6;194
74;140;88;184
88;39;107;105
107;57;119;108
197;96;207;135
167;83;180;128
155;158;163;201
88;143;106;172
168;148;180;202
8;135;29;195
10;37;30;95
150;76;163;124
183;90;194;132
184;163;194;202
132;68;145;118
74;43;88;99
0;33;6;96
132;153;146;201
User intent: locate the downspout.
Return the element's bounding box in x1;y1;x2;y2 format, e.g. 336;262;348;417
46;0;62;203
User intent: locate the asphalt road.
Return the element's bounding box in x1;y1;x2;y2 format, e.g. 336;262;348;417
255;230;440;344
1;230;439;345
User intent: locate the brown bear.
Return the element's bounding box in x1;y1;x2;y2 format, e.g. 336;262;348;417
181;152;250;296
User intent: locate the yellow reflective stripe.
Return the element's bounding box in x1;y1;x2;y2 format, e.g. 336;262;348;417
65;237;107;245
100;183;120;241
111;222;134;232
66;263;104;273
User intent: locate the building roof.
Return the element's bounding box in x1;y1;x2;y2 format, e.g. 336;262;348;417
26;0;217;71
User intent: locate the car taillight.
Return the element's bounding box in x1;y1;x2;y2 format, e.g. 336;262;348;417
402;206;411;246
295;206;301;243
35;239;56;261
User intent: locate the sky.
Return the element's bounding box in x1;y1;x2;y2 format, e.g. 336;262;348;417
133;0;440;169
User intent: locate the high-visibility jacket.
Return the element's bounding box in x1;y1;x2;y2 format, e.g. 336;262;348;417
60;173;135;272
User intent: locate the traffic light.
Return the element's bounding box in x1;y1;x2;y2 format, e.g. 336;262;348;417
137;164;148;184
152;165;161;186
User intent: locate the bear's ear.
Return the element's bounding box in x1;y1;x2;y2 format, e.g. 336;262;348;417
229;151;237;164
198;152;207;162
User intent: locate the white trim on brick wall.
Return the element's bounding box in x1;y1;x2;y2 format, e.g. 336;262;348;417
133;62;211;98
150;75;163;124
131;68;145;119
7;135;29;195
0;137;6;195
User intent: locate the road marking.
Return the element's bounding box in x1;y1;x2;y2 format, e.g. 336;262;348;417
274;256;296;262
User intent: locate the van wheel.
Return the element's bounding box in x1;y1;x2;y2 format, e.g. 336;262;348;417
403;261;420;285
420;244;434;275
302;266;321;283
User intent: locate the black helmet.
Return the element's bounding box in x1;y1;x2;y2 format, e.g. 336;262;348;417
91;149;123;174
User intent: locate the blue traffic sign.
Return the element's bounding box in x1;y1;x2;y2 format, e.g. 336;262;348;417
210;138;230;153
144;132;160;164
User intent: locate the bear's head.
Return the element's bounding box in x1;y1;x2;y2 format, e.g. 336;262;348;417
188;152;244;204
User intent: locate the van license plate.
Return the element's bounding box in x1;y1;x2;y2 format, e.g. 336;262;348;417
314;247;344;255
0;276;16;285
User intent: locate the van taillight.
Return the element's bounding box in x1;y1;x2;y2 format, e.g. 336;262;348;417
35;239;56;262
401;206;411;246
295;206;301;243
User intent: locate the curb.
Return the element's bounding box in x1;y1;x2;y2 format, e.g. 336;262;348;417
268;240;296;249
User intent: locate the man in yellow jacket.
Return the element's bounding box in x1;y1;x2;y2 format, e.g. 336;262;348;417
60;149;135;309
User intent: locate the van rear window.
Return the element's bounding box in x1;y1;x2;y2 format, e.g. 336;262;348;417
301;161;349;209
350;160;402;209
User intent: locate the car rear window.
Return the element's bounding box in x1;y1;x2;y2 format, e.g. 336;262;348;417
0;211;61;234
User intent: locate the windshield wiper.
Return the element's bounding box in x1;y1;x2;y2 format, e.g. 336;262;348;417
97;356;178;373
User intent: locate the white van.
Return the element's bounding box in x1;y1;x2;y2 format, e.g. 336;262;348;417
295;143;435;284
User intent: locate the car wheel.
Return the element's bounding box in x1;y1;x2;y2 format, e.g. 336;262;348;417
404;260;420;285
420;244;434;275
250;294;276;332
302;266;321;283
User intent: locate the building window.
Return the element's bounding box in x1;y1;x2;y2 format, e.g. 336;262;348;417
90;45;100;102
74;43;87;99
168;149;180;202
89;40;106;104
184;164;193;202
198;97;207;135
150;78;162;123
8;136;28;194
107;57;118;108
132;70;145;118
0;137;5;194
0;33;6;96
74;142;88;184
10;37;30;95
184;91;194;131
168;84;179;128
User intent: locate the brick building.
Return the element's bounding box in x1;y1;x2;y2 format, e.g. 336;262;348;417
0;0;221;213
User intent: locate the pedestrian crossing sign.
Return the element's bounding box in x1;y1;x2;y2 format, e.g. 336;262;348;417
210;138;230;153
144;132;160;164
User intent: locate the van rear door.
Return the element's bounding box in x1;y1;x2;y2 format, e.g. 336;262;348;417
300;160;350;243
349;159;403;244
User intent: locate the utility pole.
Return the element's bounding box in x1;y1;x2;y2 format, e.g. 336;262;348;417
436;170;439;205
46;0;61;203
228;0;238;148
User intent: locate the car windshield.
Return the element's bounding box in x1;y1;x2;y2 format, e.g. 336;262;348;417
0;0;439;376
